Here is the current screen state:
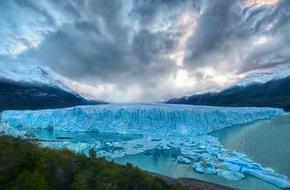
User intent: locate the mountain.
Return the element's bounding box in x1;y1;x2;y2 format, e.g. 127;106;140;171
0;79;104;111
0;63;71;91
235;66;290;87
166;76;290;111
0;63;104;111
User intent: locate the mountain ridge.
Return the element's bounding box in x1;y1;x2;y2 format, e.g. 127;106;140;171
166;76;290;111
0;79;104;111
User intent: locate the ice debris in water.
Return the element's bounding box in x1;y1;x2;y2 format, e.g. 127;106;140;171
217;170;244;181
0;104;289;188
176;156;191;164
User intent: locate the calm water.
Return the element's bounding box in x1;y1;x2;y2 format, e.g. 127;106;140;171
213;114;290;178
31;129;143;143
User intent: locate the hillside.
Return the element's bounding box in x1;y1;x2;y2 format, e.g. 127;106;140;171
0;79;103;111
167;76;290;111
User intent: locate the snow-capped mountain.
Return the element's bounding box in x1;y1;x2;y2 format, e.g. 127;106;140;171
235;65;290;87
0;62;74;93
0;62;104;110
167;67;290;111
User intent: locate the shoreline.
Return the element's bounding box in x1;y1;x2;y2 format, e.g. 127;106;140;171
151;172;234;190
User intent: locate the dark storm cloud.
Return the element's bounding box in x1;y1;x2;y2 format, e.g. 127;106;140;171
184;0;290;73
26;0;178;86
131;0;198;26
240;0;290;72
130;0;202;27
34;24;177;85
132;29;176;63
185;0;238;62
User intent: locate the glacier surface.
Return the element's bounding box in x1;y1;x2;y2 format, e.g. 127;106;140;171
1;104;289;188
1;104;283;135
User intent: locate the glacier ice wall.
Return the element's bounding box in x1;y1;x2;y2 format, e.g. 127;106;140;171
1;104;283;135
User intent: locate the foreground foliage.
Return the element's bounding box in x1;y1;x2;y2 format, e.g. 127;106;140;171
0;136;183;190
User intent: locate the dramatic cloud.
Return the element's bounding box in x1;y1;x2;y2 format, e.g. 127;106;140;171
184;0;290;72
0;0;289;102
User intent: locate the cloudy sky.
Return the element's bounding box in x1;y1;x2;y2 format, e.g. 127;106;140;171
0;0;290;102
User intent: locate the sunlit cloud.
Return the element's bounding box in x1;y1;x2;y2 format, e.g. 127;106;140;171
171;69;196;88
244;0;279;6
168;12;197;66
252;36;270;45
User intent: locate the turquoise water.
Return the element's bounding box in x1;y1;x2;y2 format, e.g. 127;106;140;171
116;152;281;190
26;114;290;190
213;114;290;179
31;129;143;143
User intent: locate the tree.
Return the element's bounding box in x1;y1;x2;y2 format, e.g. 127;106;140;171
14;170;48;190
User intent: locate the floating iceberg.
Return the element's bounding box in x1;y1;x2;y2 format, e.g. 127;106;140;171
1;104;283;135
217;169;244;181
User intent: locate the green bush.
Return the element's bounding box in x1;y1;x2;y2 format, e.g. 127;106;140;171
0;136;183;190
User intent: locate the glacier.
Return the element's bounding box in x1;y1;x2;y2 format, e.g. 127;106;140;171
1;104;284;135
1;104;289;188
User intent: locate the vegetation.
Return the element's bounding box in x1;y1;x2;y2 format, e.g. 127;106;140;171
0;136;183;190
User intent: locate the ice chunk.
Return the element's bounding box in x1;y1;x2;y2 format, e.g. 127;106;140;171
242;167;290;188
192;162;205;173
176;156;191;164
217;152;290;188
222;162;242;172
192;161;217;174
217;169;244;181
